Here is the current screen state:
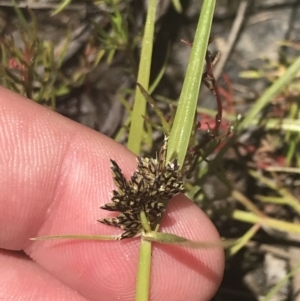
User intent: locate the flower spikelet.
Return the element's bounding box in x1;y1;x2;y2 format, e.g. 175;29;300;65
98;136;184;239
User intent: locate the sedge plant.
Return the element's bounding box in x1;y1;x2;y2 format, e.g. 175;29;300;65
30;1;238;301
2;0;298;299
28;0;300;299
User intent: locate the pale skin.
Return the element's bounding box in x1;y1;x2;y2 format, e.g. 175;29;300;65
0;86;224;301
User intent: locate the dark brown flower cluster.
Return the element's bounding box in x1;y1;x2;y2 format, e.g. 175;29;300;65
98;137;184;239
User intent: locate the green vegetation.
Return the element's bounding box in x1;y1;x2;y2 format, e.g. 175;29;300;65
3;0;300;300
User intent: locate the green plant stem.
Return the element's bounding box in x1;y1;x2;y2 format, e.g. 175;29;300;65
231;189;265;217
30;234;118;240
229;224;260;256
233;210;300;233
127;2;157;300
257;195;300;214
167;0;216;165
249;170;300;214
140;211;152;233
211;54;300;166
261;262;300;301
144;231;236;248
240;54;300;129
171;0;182;13
127;0;157;155
135;238;152;301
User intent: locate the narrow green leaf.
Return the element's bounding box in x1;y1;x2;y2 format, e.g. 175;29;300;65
127;0;157;154
171;0;182;13
229;224;260;256
149;44;170;94
261;262;300;301
51;0;73;16
137;83;170;132
144;231;236;249
240;55;300;129
12;0;28;27
167;0;216;165
30;234;118;241
233;210;300;233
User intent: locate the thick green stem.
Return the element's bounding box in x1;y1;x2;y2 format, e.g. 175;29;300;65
167;0;216;165
128;2;157;300
135;238;152;301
